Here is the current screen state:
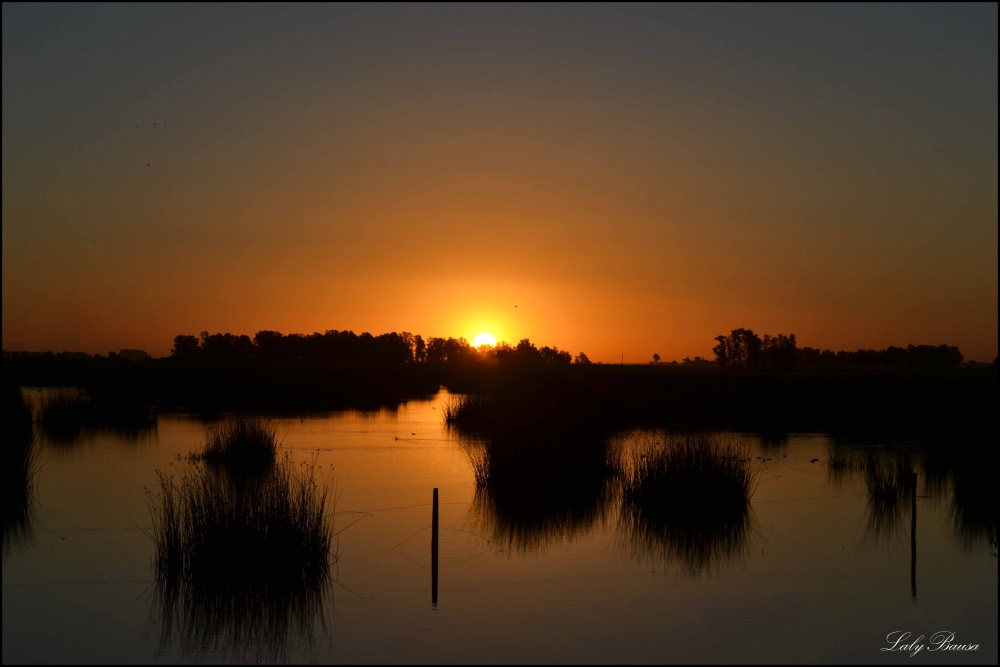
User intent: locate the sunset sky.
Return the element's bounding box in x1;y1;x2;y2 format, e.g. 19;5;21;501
3;4;997;361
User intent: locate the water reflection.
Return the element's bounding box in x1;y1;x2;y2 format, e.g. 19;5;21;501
826;441;998;558
1;390;997;664
950;454;998;556
827;445;918;543
149;455;335;660
616;433;760;575
465;428;767;574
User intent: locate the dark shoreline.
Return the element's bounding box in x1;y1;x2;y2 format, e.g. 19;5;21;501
5;358;995;442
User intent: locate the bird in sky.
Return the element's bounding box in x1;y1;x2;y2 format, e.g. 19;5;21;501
145;163;150;167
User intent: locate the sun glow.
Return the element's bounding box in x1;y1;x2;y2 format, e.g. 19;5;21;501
473;332;497;347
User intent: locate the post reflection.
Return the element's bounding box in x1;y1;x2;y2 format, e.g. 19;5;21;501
827;445;918;544
827;439;999;598
826;440;997;555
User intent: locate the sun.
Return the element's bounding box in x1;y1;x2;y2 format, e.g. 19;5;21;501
473;332;497;347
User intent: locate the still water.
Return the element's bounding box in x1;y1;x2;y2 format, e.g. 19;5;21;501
3;390;996;663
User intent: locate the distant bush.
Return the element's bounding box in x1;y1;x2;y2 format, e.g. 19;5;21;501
713;328;965;370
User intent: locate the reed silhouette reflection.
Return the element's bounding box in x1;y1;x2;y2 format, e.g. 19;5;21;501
448;391;620;551
827;445;918;544
616;433;761;575
951;461;998;556
466;433;617;552
148;446;336;660
827;441;998;558
3;383;38;556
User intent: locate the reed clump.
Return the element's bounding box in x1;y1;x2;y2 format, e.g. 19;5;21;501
149;454;335;658
36;388;156;441
618;433;760;573
198;417;278;471
3;383;38;555
467;432;617;552
38;390;90;439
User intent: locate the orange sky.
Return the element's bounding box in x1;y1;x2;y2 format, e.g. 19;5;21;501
3;5;997;361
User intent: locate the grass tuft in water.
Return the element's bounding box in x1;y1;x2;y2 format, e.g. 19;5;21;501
467;432;617;552
148;453;335;658
197;417;278;471
618;433;761;573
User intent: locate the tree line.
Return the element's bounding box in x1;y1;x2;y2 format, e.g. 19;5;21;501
712;328;967;370
171;330;582;367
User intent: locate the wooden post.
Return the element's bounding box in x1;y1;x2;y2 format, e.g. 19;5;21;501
910;472;917;598
432;487;439;607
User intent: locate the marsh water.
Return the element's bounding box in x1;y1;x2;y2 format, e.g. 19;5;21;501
3;389;996;664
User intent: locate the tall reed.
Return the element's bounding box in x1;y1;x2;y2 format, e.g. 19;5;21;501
442;394;490;426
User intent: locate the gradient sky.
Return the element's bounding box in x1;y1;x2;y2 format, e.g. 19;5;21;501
3;4;997;361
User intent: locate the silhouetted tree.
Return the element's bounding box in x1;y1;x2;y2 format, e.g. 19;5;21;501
713;329;762;369
539;346;571;365
172;335;200;358
652;353;661;364
712;328;966;371
574;352;592;365
760;333;797;370
682;356;712;365
797;343;964;369
168;329;583;369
